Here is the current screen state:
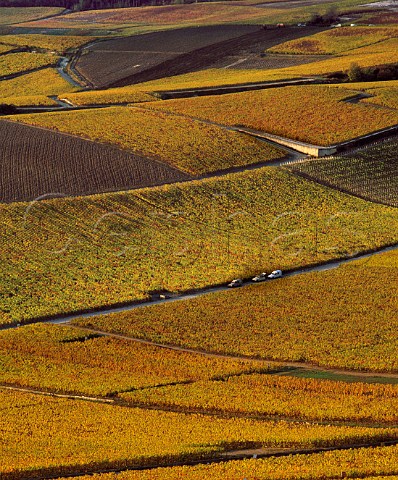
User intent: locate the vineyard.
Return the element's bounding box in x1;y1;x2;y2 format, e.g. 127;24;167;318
0;68;77;102
268;26;398;55
0;52;58;77
0;323;269;396
1;167;397;325
73;249;398;373
0;44;16;54
2;389;398;479
0;119;188;203
47;446;398;480
290;137;398;206
1;3;398;478
74;25;261;87
122;372;398;424
0;34;96;54
0;7;63;25
144;85;398;145
61;87;158;105
13;106;284;175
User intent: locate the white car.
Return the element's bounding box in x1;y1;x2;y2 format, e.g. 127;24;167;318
228;278;243;288
252;272;268;282
268;270;282;279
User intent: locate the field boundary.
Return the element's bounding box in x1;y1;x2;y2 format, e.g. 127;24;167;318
3;440;398;480
238;123;398;157
2;242;397;331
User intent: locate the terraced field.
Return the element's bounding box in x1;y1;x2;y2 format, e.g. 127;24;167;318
290;137;398;206
0;119;188;203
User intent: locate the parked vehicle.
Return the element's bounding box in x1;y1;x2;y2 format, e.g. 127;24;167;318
268;270;283;279
252;272;268;282
228;278;243;288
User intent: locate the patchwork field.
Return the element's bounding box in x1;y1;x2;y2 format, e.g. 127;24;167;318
123;372;398;424
0;119;188;203
73;249;398;373
0;67;77;101
0;34;96;53
2;389;397;479
74;26;326;88
1;167;397;326
0;323;267;396
268;26;398;55
290;136;398;206
11;106;284;175
144;85;398;145
1;3;398;479
0;7;63;25
47;446;398;480
0;51;58;77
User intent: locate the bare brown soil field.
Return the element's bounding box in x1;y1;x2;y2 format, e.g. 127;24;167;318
76;25;325;88
75;25;259;88
0;120;189;203
210;53;329;70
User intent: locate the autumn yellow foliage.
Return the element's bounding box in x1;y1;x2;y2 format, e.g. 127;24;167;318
2;389;398;479
74;249;398;373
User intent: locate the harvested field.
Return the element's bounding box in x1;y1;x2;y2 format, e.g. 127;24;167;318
75;26;325;88
0;120;189;203
290;137;398;207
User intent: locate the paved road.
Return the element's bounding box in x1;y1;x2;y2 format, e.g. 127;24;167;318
5;241;389;329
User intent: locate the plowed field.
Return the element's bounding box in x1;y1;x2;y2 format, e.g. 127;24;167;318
0;120;189;203
76;25;325;88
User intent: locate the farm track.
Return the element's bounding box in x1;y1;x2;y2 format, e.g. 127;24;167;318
0;63;55;81
3;383;398;431
3;242;397;343
3;439;398;480
64;324;398;381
